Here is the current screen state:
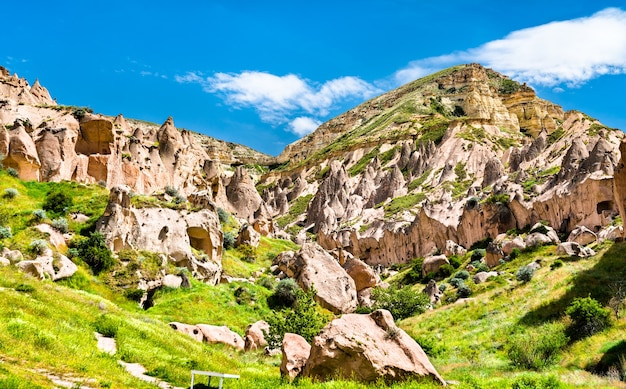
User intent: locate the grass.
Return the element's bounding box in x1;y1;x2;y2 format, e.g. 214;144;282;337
275;194;313;228
380;193;426;217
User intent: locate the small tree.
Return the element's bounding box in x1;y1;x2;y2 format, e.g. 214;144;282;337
267;278;299;309
3;188;18;199
222;232;235;249
566;296;612;339
372;285;430;321
43;190;73;215
265;286;328;349
516;266;534;283
75;232;114;274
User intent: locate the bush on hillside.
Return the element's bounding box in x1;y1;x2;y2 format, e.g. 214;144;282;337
516;266;534;283
164;186;179;197
6;167;18;177
511;374;563;389
372;285;430;321
454;270;470;280
267;278;299;309
265;286;328;348
74;232;114;275
217;207;229;224
43;190;73;215
29;239;48;255
456;283;473;298
94;314;120;338
51;217;69;233
565;296;612;339
0;226;12;239
32;209;47;221
507;323;568;370
471;249;485;262
222;232;235;249
3;188;18;199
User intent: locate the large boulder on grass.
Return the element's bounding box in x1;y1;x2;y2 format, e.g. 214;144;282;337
280;333;311;381
197;324;244;350
421;255;449;276
567;226;597;246
303;309;446;385
244;320;270;352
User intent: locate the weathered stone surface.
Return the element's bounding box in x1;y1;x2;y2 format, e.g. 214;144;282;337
2;248;23;264
444;240;466;257
484;242;503;268
0;257;9;267
244;320;270;352
162;274;183;288
343;257;379;292
168;322;203;342
225;166;264;222
274;243;357;314
501;236;526;255
422;280;442;304
281;333;311;381
567;226;597;246
96;186;222;284
303;310;446;385
236;224;261;248
556;242;596;258
197;324;245;350
422;255;449;276
473;271;498;284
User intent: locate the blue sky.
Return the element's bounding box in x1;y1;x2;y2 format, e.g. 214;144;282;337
3;1;626;156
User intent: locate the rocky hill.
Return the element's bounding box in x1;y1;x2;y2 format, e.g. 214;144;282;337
260;63;624;265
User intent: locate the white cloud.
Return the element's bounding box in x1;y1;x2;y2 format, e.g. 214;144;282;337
176;70;380;131
289;117;321;136
395;8;626;87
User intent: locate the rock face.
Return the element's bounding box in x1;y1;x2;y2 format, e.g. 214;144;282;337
303;310;446;385
15;249;77;281
273;243;358;314
197;324;245;350
280;333;311;381
556;242;596;258
244;320;270;352
96;186;222;284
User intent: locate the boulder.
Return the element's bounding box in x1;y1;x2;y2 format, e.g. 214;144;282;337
236;224;261;248
244;320;270;352
473;271;498;284
274;243;357;314
525;260;542;272
444;240;466;257
197;324;244;350
16;251;77;281
0;257;9;267
484;242;503;268
525;232;553;248
422;255;449;276
567;226;597;246
556;242;596;258
357;287;374;308
501;236;526;255
225;166;264;222
303;310;446;385
598;225;623;242
2;248;23;264
422;280;442;304
280;333;311;381
343;257;379;292
162;274;183;288
168;322;203;342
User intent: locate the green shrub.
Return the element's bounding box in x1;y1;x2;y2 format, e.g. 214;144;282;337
15;283;36;293
3;188;18;199
217;207;229;224
43;190;73;215
32;209;47;221
74;232;114;275
516;266;535;283
223;232;235;249
454;270;470;280
372;285;430;321
438;284;447;293
0;226;12;239
471;249;486;261
565;296;612;339
449;255;463;269
93;314;119;338
257;276;276;290
510;248;521;260
476;263;490;273
124;289;145;302
29;239;48;255
173;193;187;204
507;324;568;370
6;167;18;177
456;283;472;298
413;334;446;358
511;374;563;389
265;286;329;348
449;277;464;288
438;264;454;278
268;278;299;309
51;217;69;233
238;244;257;263
550;260;564;270
164;186;179;197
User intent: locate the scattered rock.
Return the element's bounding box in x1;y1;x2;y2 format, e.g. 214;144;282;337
484;242;503;268
236;224;261;248
168;322;203;342
280;333;311;381
343;257;379;292
444;240;467;257
567;226;597;246
473;271;498;284
501;236;526;255
422;255;449;276
162;274;183;288
303;309;446;385
556;242;596;258
197;324;245;350
422;280;442;304
244;320;269;352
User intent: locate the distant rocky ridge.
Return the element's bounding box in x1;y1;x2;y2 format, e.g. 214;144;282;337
2;63;625;272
